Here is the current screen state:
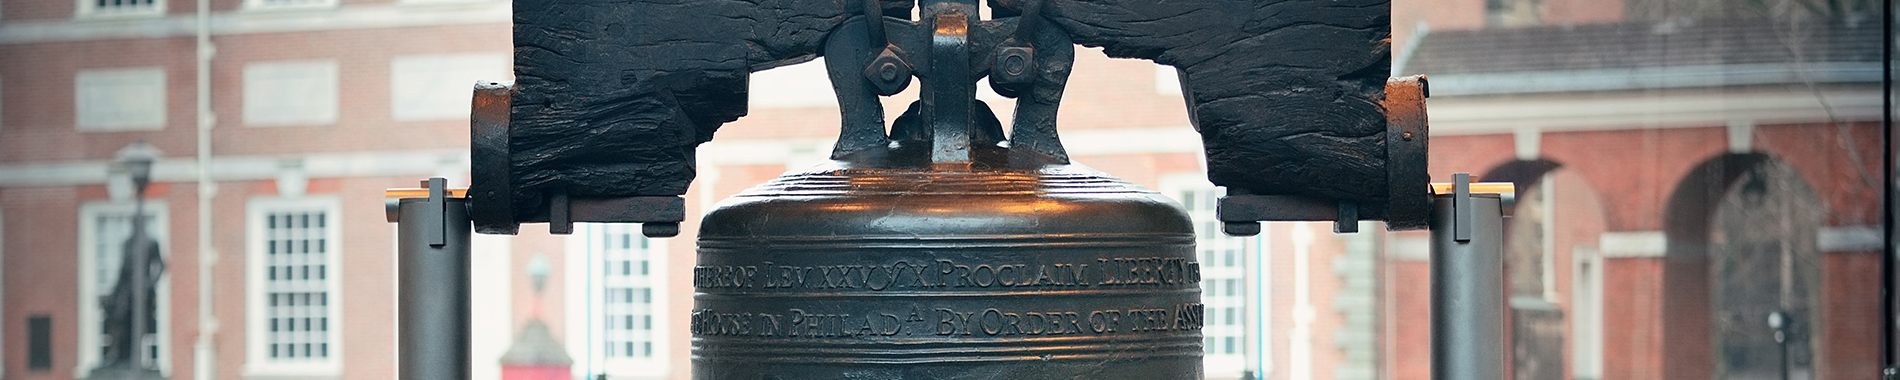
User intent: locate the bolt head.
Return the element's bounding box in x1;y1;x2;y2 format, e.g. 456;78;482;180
991;47;1036;86
862;49;912;96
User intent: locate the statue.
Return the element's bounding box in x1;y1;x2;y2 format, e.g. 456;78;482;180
92;142;167;380
99;231;165;369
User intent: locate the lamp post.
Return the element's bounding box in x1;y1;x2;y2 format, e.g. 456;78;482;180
115;141;160;377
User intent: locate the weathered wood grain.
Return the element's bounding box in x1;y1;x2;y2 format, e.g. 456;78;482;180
1042;0;1393;205
506;0;852;218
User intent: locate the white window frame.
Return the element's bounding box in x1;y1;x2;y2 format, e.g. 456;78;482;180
1159;174;1249;377
243;196;343;377
241;60;338;127
1572;247;1604;380
76;201;173;377
1;209;7;380
75;0;165;19
565;223;671;378
396;0;494;7
241;0;336;11
75;68;168;132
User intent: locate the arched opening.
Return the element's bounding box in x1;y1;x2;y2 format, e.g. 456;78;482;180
1482;159;1611;380
1662;153;1825;380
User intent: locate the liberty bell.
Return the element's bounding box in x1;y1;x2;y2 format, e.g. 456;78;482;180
436;0;1434;378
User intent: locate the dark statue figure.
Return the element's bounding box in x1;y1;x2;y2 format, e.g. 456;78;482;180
91;217;166;380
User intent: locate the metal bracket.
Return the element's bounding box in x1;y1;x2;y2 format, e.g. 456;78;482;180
1453;172;1471;242
535;192;687;238
426;178;448;246
1216;194;1362;235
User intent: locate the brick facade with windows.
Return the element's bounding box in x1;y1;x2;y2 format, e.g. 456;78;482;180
2;0;1887;380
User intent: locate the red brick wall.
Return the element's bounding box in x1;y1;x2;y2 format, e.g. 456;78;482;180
0;37;199;162
1821;251;1882;380
1600;258;1666;379
1;187;83;379
1541;0;1624;25
1383;256;1430;380
1753;122;1885;226
209;24;509;156
1541;127;1727;232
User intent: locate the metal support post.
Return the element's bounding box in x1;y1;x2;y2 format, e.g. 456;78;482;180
390;178;472;380
1429;173;1506;380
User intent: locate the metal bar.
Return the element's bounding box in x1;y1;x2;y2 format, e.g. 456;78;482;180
395;181;472;380
1429;186;1505;380
924;8;975;166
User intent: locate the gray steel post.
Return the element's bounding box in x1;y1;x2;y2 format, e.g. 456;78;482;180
1430;173;1505;380
395;178;472;380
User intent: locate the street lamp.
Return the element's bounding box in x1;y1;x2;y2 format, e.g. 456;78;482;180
1768;310;1788;380
117;142;159;194
114;141;162;377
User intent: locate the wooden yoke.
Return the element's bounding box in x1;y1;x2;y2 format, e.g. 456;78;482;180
472;0;1423;235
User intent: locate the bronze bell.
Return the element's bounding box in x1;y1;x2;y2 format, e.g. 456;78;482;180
690;92;1205;379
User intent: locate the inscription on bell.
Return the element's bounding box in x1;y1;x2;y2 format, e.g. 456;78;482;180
691;303;1206;338
694;257;1200;290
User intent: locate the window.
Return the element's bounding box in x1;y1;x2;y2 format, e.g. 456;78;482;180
1162;176;1250;376
76;201;171;376
76;68;166;131
389;53;511;121
244;197;341;376
76;0;164;18
243;60;338;127
28;316;51;372
566;223;670;377
242;0;334;11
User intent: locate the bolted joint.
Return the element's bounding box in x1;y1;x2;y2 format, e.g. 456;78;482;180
989;46;1036;97
862;47;913;96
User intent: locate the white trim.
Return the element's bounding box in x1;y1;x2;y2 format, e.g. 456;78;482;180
1421;62;1881;96
241;0;338;13
1155;65;1182;96
748;59;838;109
1570;246;1603;380
1598;231;1666;258
0;149;469;187
241;60;339;127
74;0;167;20
75;68;168;132
1594;226;1882;257
1513;128;1539;161
0;3;510;45
1426;87;1882;136
1287;223;1315;380
75;201;174;378
1726;119;1755;153
242;196;343;377
1819;225;1882;252
0;209;5;378
1386;234;1430;261
388;53;512;121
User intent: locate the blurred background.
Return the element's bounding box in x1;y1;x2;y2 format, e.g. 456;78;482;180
0;0;1888;379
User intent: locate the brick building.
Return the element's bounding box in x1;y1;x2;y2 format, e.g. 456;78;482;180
0;0;522;378
0;1;1886;380
1380;0;1886;379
